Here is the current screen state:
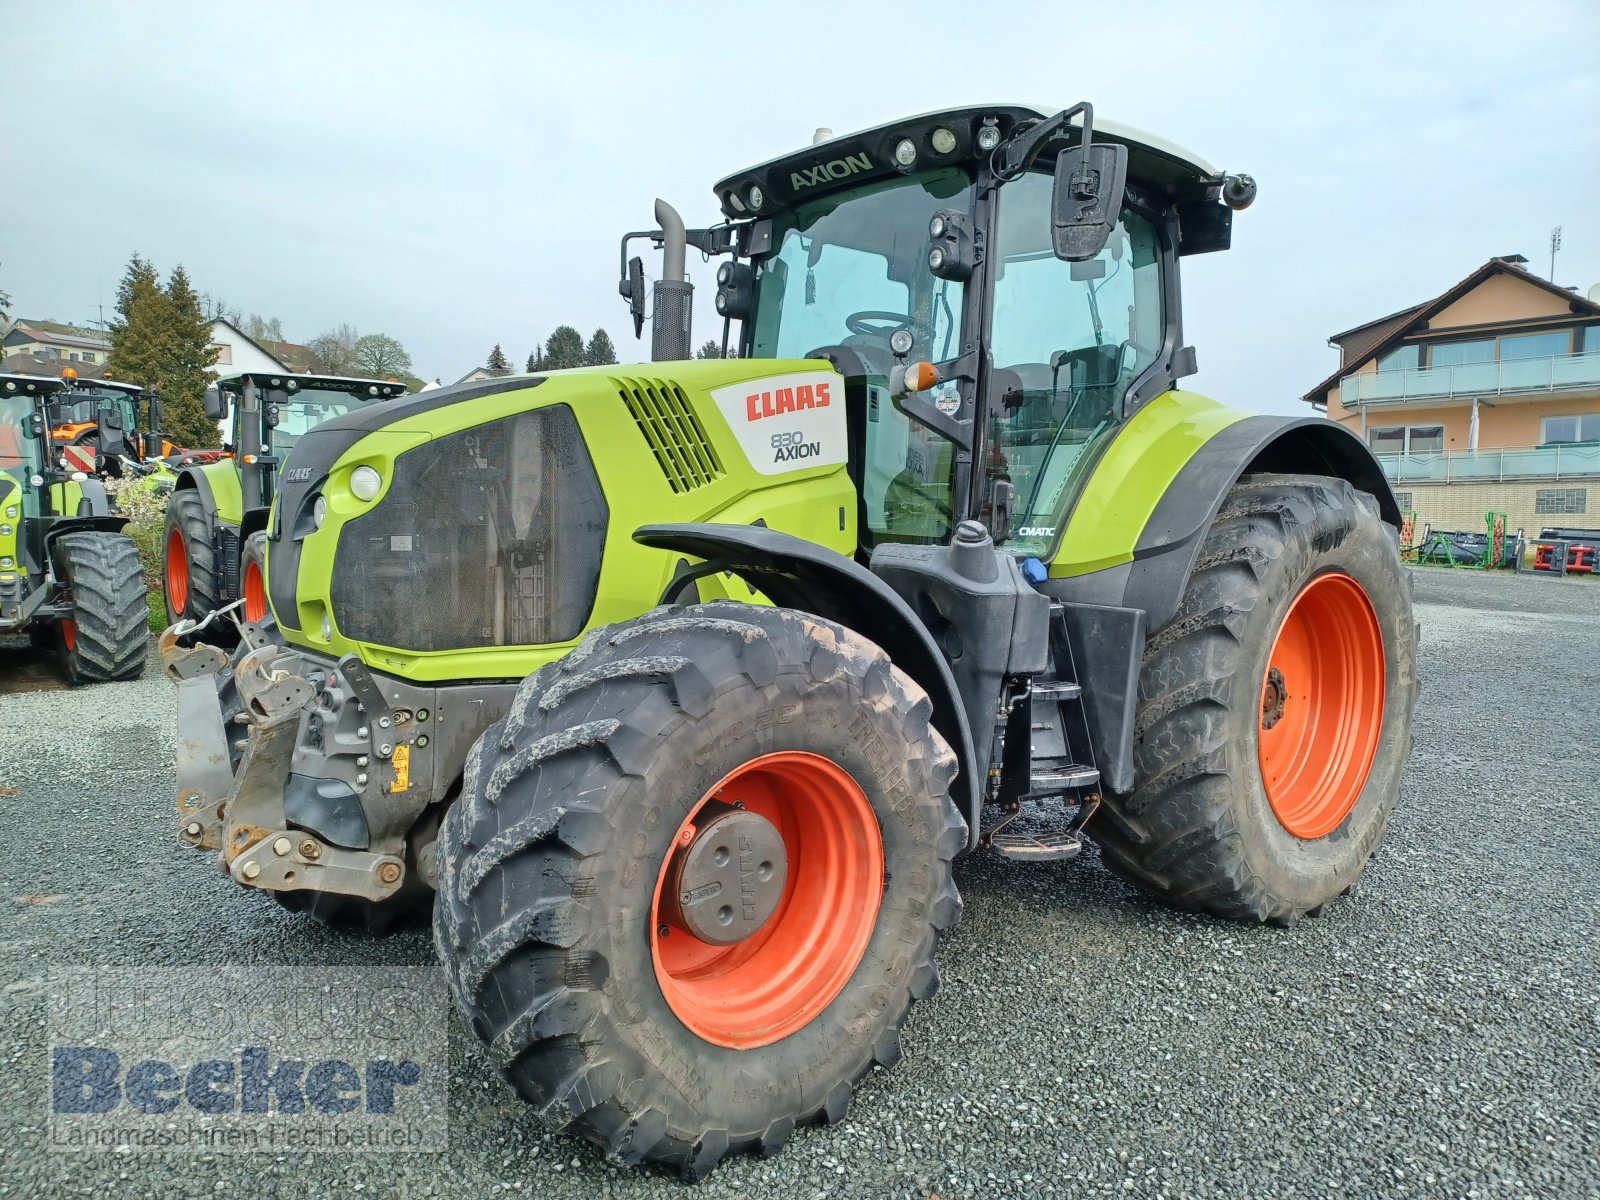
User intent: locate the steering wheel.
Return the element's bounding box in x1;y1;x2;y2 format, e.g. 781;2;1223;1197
845;310;935;342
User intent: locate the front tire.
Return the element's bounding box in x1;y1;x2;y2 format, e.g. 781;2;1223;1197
241;531;269;623
56;531;148;684
434;602;965;1179
163;488;219;627
1093;474;1418;925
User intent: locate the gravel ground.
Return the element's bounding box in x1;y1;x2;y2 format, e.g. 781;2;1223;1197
1;569;1596;1199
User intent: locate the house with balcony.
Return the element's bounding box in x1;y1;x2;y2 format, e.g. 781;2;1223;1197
1303;254;1600;535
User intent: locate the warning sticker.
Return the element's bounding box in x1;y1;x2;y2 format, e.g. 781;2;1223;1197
391;744;411;793
709;370;848;476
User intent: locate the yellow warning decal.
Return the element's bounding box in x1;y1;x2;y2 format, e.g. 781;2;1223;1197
392;744;411;793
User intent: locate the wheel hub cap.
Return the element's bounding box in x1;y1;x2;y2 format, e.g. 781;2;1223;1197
663;802;788;945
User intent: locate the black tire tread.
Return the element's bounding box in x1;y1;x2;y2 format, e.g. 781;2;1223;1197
56;531;147;683
164;488;219;624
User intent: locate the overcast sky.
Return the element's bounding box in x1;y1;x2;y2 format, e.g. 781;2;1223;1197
6;1;1597;411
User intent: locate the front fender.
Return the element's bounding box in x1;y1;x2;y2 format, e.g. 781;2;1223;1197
634;522;982;850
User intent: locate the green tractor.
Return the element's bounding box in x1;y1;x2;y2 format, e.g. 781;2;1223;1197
170;104;1417;1178
161;371;405;637
1;374;148;682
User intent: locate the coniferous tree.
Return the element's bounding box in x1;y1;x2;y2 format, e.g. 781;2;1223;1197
583;329;617;366
695;339;723;360
162;265;222;447
525;350;542;373
542;326;586;370
486;343;511;374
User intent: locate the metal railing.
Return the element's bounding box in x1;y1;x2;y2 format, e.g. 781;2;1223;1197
1376;442;1600;482
1342;351;1600;406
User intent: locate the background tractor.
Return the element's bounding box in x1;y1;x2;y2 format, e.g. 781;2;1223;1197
170;104;1418;1178
45;369;169;478
1;374;149;682
162;371;405;637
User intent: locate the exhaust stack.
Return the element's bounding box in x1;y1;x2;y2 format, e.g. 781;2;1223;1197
652;199;693;362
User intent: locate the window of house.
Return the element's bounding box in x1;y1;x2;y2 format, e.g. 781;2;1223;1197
1393;491;1413;509
1535;488;1587;515
212;344;232;365
1429;339;1495;368
68;352;79;362
1582;326;1600;355
1541;413;1600;444
1499;331;1570;361
1377;344;1420;373
81;352;95;364
1370;425;1443;454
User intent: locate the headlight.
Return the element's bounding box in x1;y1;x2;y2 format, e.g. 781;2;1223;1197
312;495;327;529
321;612;333;641
930;127;957;155
893;138;917;168
747;184;764;211
0;557;12;569
0;524;11;536
349;466;382;502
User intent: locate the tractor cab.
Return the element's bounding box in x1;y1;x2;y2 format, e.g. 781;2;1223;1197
46;370;164;476
208;373;407;511
628;104;1255;561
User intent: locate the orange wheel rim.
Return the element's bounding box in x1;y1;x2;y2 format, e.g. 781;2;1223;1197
650;751;883;1050
61;619;76;651
1257;572;1386;840
166;528;189;615
243;559;267;622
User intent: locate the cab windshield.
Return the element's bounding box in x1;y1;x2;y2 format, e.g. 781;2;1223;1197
748;168;974;547
53;388;138;432
0;396;41;477
267;387;373;461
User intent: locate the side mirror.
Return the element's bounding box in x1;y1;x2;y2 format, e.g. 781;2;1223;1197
1051;142;1128;261
204;387;228;421
713;262;754;322
619;256;646;339
98;406;124;431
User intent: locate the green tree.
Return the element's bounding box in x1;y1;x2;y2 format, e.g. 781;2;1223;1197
162;265;222;447
583;328;617;366
486;343;511;374
355;333;413;379
695;339;723;360
244;313;285;343
525;349;543;372
0;262;12;327
308;324;360;375
542;325;585;370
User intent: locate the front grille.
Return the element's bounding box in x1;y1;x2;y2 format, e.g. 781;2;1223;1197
329;404;607;652
616;377;723;493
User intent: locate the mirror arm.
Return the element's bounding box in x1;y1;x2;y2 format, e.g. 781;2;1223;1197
995;101;1094;181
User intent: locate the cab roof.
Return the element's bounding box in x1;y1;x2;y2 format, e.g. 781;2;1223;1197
218;372;406;399
0;373;68;398
713;103;1227;220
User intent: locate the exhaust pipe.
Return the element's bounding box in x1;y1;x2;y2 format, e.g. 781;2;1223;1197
652;199;693;362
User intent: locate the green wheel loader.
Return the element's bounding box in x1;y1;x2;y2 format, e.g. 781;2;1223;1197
1;374;148;682
170;104;1418;1178
161;372;405;639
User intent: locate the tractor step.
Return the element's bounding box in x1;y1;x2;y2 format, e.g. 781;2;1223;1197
1029;763;1100;793
1031;680;1082;702
990;829;1083;862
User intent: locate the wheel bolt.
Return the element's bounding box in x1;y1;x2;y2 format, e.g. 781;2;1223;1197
657;924;670;938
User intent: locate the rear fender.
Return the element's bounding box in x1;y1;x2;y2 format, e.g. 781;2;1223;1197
1048;405;1399;634
634;522;982;849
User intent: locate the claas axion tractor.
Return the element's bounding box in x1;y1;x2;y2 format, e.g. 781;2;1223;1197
161;371;405;641
169;104;1418;1178
1;374;148;682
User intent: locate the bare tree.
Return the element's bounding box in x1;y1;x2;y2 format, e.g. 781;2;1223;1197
307;323;361;375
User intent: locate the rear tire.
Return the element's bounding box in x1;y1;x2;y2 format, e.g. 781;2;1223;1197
1092;474;1418;925
56;531;148;684
433;602;965;1179
163;489;219;626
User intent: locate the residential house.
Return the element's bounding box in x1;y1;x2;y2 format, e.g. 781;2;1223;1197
1303;254;1600;535
2;319;112;372
206;319;295;375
